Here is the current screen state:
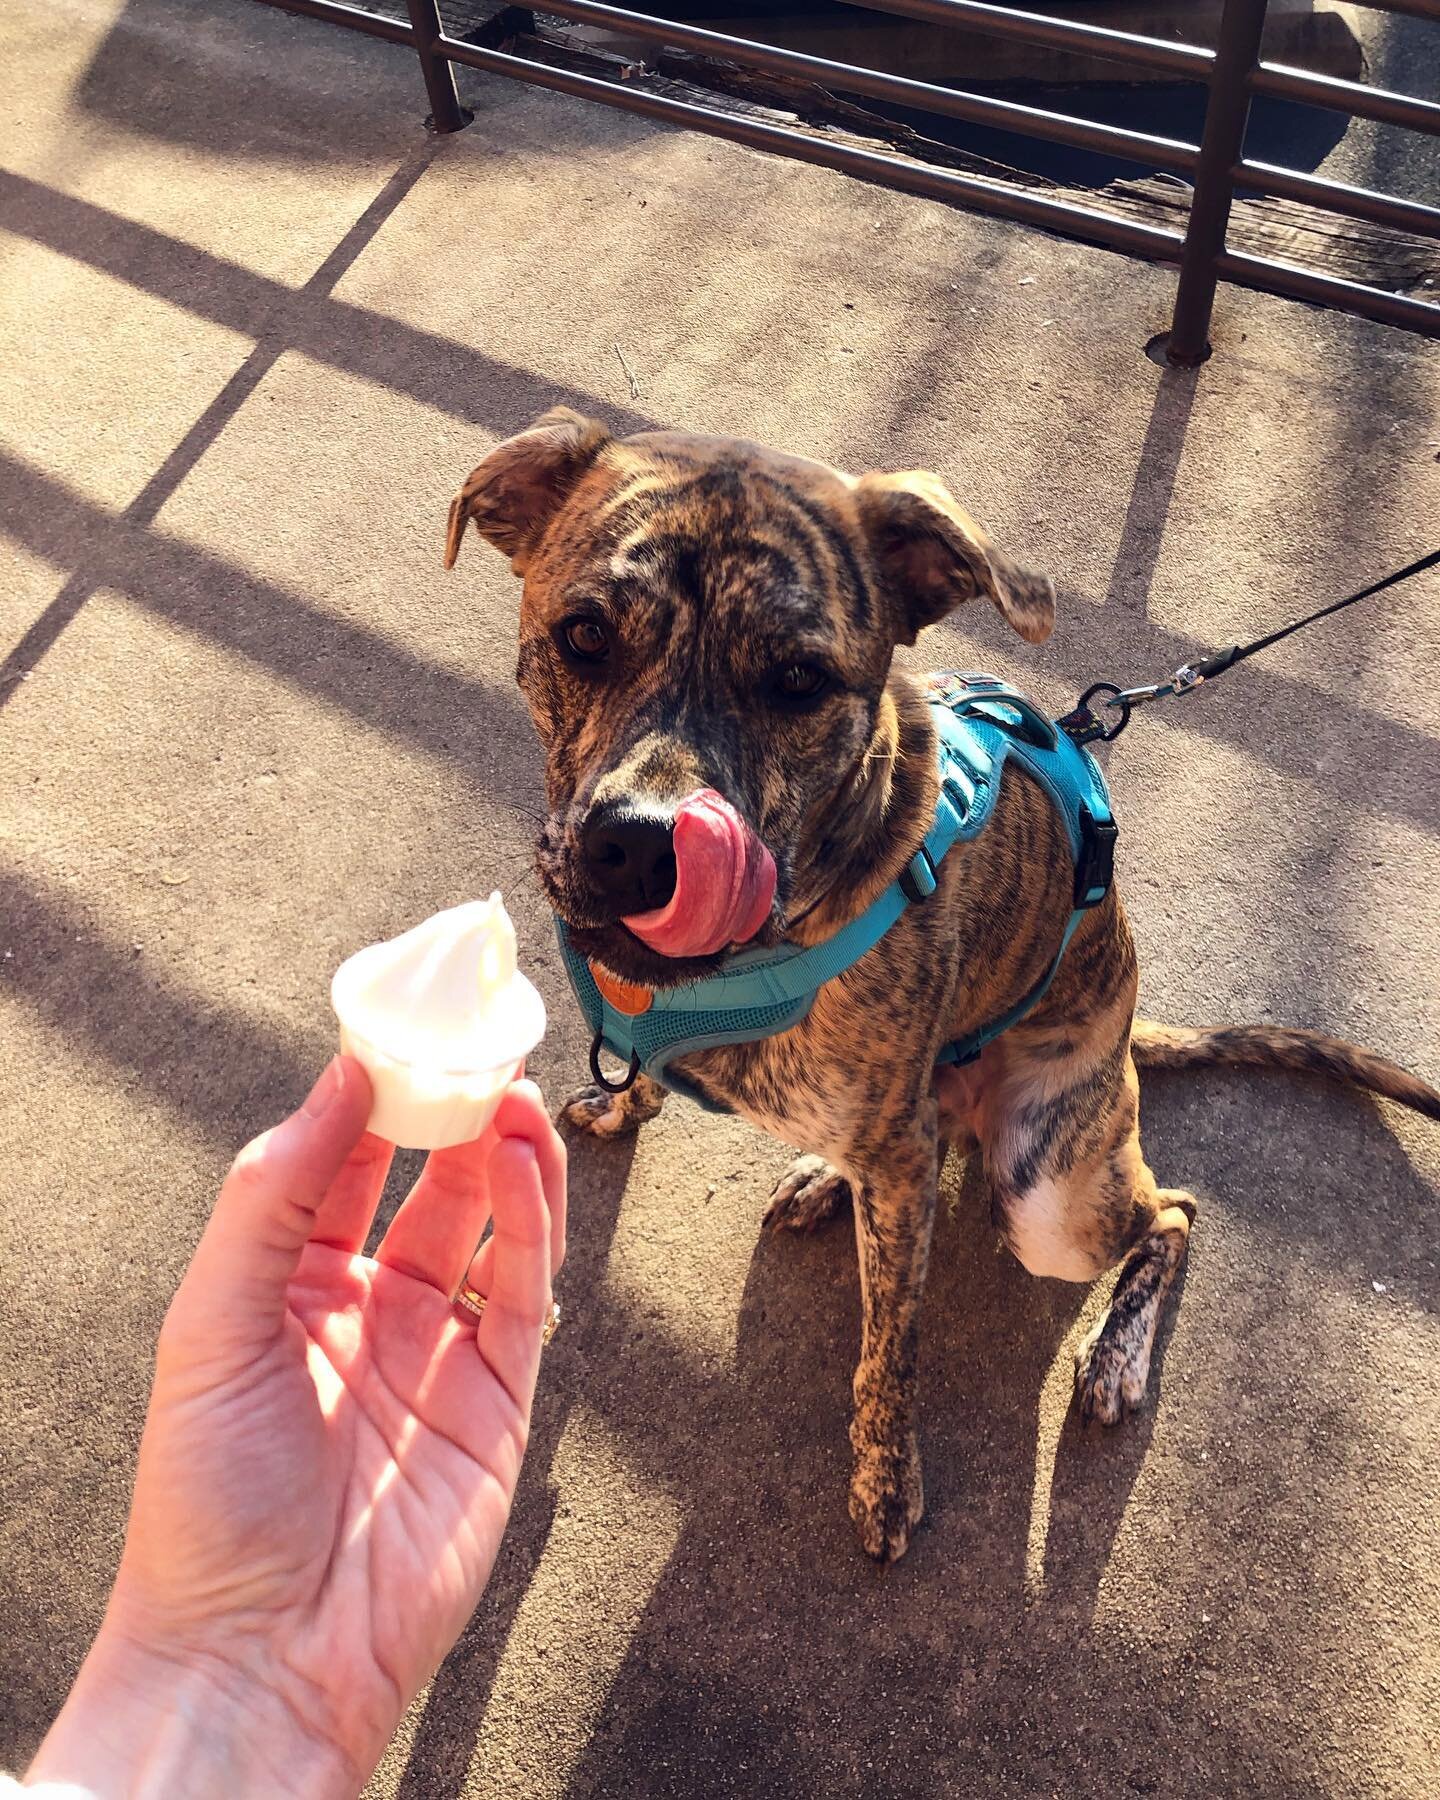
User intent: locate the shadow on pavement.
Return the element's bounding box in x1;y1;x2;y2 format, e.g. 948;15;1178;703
0;169;658;450
393;1126;643;1800
537;1084;1431;1797
1102;361;1200;620
477;1069;1433;1796
68;0;419;162
65;0;674;169
0;144;438;706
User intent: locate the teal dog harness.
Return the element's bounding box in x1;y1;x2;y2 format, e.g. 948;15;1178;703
557;672;1117;1113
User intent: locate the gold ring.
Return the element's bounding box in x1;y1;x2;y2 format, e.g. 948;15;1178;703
454;1287;561;1347
454;1284;487;1322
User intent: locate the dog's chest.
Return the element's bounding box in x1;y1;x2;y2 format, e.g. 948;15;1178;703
667;900;964;1161
674;1019;865;1163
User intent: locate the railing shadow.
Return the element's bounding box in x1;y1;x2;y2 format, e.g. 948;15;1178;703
0;166;658;479
524;1083;1432;1797
0;444;545;827
0;143;436;704
1102;359;1200;621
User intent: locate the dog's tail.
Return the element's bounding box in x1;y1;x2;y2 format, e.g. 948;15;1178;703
1131;1020;1440;1122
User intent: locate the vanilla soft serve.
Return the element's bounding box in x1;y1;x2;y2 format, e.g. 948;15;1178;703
331;895;546;1150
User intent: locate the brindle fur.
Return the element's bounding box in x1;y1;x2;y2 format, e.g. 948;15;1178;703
446;409;1440;1562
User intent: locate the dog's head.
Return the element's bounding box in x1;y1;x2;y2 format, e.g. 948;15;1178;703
446;409;1053;986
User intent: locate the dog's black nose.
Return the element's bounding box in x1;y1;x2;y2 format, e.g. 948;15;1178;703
582;803;678;913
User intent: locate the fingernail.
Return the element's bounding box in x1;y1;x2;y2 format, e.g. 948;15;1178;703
303;1057;346;1119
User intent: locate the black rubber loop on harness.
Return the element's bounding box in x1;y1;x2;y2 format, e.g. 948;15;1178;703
589;1031;641;1094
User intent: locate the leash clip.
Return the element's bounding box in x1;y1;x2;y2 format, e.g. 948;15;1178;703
1058;547;1439;749
1112;659;1210;711
1061;660;1209;743
1126;661;1205;702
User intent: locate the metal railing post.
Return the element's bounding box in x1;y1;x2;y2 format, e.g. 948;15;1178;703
1166;0;1270;364
404;0;471;132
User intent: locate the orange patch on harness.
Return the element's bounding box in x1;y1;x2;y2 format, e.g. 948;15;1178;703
591;964;653;1016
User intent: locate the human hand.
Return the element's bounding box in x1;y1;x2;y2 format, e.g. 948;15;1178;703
27;1057;566;1797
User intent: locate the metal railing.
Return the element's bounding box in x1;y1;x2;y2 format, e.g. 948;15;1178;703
257;0;1440;360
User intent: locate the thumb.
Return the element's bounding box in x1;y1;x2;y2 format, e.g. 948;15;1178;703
167;1057;374;1355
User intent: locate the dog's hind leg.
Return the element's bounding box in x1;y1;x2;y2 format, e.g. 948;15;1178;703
560;1072;668;1138
982;997;1195;1426
1073;1193;1194;1425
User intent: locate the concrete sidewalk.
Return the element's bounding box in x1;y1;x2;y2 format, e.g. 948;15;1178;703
2;2;1438;1794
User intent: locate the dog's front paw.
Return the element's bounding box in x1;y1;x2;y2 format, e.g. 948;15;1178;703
764;1155;852;1232
559;1085;641;1138
848;1438;925;1564
1073;1314;1148;1426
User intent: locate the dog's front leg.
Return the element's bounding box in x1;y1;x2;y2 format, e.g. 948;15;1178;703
844;1094;939;1564
560;1071;668;1138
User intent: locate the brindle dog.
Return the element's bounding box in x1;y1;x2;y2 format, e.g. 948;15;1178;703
445;408;1440;1563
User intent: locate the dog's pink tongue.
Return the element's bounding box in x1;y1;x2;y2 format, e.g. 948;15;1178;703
622;789;776;958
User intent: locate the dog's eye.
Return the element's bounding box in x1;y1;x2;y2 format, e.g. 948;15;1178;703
771;663;830;707
559;616;611;663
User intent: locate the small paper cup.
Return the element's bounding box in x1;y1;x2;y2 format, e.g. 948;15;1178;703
329;899;546;1152
336;1023;532;1152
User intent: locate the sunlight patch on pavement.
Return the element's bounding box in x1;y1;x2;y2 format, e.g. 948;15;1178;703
0;237;251;510
1023;1284;1111;1605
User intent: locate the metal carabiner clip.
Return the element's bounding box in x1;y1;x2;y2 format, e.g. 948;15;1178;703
1108;660;1210;715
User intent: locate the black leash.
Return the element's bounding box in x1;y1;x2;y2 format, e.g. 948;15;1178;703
1057;547;1440;746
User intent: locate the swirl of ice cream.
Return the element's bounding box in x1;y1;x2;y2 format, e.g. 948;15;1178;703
331;895;546;1150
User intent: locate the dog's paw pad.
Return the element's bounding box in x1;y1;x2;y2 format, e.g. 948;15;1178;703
559;1085;638;1138
1073;1317;1148;1427
764;1156;852;1232
848;1447;925;1564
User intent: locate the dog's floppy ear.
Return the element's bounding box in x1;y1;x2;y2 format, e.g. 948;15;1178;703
444;407;610;574
856;470;1055;646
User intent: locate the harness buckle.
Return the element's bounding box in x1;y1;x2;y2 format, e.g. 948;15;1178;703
899;846;938;904
1074;806;1118;908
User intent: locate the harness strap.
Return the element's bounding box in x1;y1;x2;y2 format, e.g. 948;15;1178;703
936;909;1086;1068
927;675;1113;1067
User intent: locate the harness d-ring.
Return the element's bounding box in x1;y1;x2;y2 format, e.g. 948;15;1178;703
589;1030;641;1094
1058;681;1131;745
